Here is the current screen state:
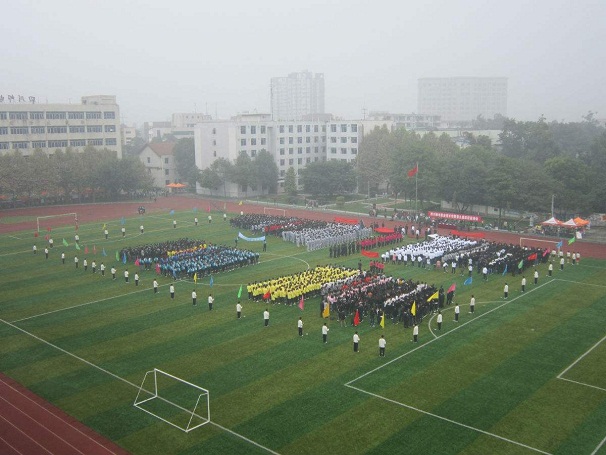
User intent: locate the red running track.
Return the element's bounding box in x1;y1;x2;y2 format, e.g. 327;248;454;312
0;373;129;455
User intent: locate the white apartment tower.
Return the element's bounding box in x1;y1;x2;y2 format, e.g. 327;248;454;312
418;77;508;123
271;71;325;121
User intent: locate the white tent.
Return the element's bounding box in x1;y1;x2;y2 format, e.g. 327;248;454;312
540;217;561;226
560;218;578;228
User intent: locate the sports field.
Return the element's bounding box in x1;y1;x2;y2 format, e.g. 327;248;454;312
1;205;605;454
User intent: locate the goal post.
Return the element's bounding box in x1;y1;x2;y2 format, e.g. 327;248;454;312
263;207;286;217
36;213;78;232
134;368;210;432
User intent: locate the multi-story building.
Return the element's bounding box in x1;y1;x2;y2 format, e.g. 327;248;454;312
121;124;137;146
363;112;443;133
270;71;325;121
144;113;212;142
418;77;508;124
194;114;362;196
138;142;179;189
0;95;122;157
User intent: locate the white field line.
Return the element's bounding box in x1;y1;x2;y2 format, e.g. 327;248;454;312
557;333;606;393
591;434;606;455
344;384;553;455
0;318;281;455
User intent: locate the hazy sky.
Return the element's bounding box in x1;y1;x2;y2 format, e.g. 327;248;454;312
3;0;605;126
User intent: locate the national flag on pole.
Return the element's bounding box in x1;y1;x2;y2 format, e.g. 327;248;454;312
353;309;360;326
122;253;127;264
62;238;69;247
169;210;175;216
407;163;418;177
102;248;107;257
298;295;305;311
115;250;120;261
502;264;508;276
568;236;576;245
556;240;563;249
238;284;243;299
209;275;214;287
464;276;472;285
427;291;439;302
322;302;330;318
84;246;89;254
518;259;524;269
75;243;81;250
527;253;537;261
193;272;197;284
411;301;417;316
380;311;385;328
447;283;456;294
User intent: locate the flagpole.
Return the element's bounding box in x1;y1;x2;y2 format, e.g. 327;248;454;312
415;162;418;215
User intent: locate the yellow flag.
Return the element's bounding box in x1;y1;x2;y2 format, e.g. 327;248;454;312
322;303;330;318
380;312;385;328
411;301;416;316
193;273;197;284
427;291;439;302
102;223;106;230
238;201;243;206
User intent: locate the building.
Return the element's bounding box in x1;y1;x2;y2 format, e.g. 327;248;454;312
144;113;212;142
194;114;362;196
121;124;137;146
270;71;325;121
144;121;172;143
363;112;444;134
138;142;180;189
418;77;508;124
0;95;122;157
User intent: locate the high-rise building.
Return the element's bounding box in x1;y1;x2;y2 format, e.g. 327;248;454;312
271;71;325;121
0;95;122;157
418;77;508;124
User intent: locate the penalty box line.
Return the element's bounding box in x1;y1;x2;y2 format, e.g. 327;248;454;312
557;333;606;393
0;318;281;455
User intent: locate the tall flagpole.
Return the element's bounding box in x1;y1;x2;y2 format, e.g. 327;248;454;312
415;162;418;215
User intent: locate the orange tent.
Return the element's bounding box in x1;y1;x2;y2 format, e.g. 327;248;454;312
573;217;589;226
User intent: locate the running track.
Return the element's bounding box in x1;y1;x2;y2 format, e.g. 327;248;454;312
1;196;606;454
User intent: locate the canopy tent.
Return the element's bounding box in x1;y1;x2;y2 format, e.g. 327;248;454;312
560;218;579;229
573;217;590;226
540;217;562;226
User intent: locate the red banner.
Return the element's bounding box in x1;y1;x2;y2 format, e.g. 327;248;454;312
361;250;380;258
428;211;483;222
449;230;485;239
335;217;359;224
374;227;394;234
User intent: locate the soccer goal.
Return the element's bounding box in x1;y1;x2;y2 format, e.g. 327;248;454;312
36;213;78;232
519;237;561;251
263;207;287;217
133;368;210;432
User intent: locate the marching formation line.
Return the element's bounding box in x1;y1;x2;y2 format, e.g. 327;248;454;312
0;318;281;455
344;384;553;455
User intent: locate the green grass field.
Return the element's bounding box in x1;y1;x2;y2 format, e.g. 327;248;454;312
1;209;605;454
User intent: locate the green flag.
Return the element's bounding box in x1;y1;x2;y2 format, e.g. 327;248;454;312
62;238;69;247
518;259;524;269
115;250;120;261
75;242;80;251
237;285;243;299
568;236;576;245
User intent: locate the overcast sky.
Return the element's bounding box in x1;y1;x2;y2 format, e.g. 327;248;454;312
3;0;605;126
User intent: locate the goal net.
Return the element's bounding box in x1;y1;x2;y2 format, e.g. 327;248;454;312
37;213;78;232
263;207;286;217
134;368;210;432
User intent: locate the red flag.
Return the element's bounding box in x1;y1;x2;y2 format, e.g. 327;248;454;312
353;309;360;326
44;234;49;241
93;245;97;255
47;226;52;232
207;205;211;213
84;246;89;254
361;250;379;258
542;249;550;257
134;258;140;266
155;263;161;274
34;232;39;238
263;290;271;300
407;164;418;178
447;283;456;293
527;253;537;261
298;296;304;311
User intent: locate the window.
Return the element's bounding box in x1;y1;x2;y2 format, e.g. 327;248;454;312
297;137;302;144
279;125;285;133
69;126;85;133
250;125;256;134
165;179;170;185
32;141;46;148
298;147;303;154
306;125;311;132
306;157;311;163
288;137;293;144
306;147;310;153
9;112;28;120
279;137;284;144
251;150;257;157
341;148;347;154
260;125;266;134
351;124;358;132
103;111;115;119
212;140;216;146
105;125;116;133
297;158;302;164
87;126;102;133
0;127;8;135
261;138;266;145
289;148;294;154
280;159;285;166
341;124;347;132
314;156;319;162
212;128;216;134
306;137;311;143
48;126;67;134
341;137;347;143
240;126;246;134
330;137;337;143
147;157;151;164
251;138;256;146
288;125;293;133
69;140;86;147
12;141;29;149
314;125;319;132
279;148;285;155
87;139;103;146
86;112;101;119
241;139;246;146
0;113;7;120
68;112;84;120
351;148;358;155
330;147;337;154
0;142;9;149
289;159;294;165
330;124;336;133
314;147;319;153
280;170;285;177
164;157;169;164
213;151;216;157
165;169;170;176
297;125;302;133
322;125;326;132
30;112;44;120
351;137;358;143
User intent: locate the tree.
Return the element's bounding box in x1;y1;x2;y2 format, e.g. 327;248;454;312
284;167;298;197
254;150;279;194
356;125;391;195
173;138;197;188
300;160;356;197
500;116;560;162
231;151;254;195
